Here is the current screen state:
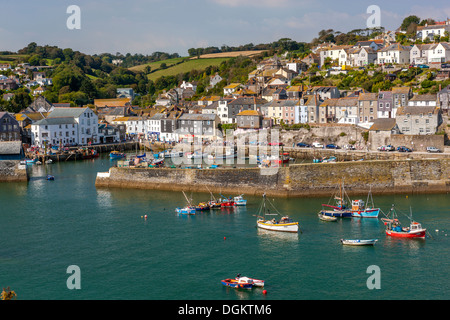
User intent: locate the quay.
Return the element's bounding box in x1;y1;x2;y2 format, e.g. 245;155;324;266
95;158;450;198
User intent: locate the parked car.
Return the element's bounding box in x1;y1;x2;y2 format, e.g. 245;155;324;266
296;142;311;148
377;145;394;151
397;146;412;152
343;144;355;150
426;146;441;153
268;142;284;146
312;142;324;148
418;64;429;69
441;63;450;69
326;144;340;149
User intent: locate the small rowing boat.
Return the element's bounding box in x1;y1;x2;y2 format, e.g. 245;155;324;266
340;239;378;246
318;213;337;221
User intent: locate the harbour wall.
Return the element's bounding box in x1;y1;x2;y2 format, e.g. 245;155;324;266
95;159;450;197
0;160;28;182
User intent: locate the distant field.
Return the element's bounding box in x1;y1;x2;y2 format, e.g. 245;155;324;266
135;57;230;81
0;54;29;64
128;57;185;73
195;50;267;59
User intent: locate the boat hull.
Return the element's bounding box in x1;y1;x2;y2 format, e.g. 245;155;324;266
176;207;196;215
321;210;352;218
221;279;253;289
257;220;299;233
386;229;426;238
341;239;378;246
351;208;380;218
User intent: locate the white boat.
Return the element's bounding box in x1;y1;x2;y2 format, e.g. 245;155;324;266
340;239;378;246
318;213;337;221
256;194;299;233
235;275;264;287
233;195;247;206
186;151;208;159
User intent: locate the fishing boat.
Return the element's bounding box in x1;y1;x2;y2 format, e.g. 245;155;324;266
340;239;378;246
175;191;196;215
256;193;299;233
195;202;210;211
220;195;235;207
235;274;264;287
351;189;380;218
381;205;426;238
206;188;222;209
320;182;352;218
233;195;247;206
318;213;337;221
110;151;126;159
221;279;253;289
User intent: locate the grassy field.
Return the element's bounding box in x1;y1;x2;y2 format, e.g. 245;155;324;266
0;54;29;64
130;57;230;81
128;57;185;73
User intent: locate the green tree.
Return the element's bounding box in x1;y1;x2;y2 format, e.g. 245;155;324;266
400;15;421;31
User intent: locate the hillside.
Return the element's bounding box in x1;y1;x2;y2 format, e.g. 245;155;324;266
129;57;231;81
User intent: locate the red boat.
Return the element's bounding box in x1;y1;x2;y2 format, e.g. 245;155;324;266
221;200;236;207
381;205;426;239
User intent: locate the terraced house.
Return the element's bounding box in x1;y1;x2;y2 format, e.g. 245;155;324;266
0;112;21;141
396;105;442;135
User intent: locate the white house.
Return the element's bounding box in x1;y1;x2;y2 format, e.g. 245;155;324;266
209;73;223;88
112;116;147;138
427;42;450;63
147;113;164;139
31;107;99;146
416;20;450;41
319;45;353;67
407;94;437;107
377;43;411;65
410;44;433;65
351;47;378;66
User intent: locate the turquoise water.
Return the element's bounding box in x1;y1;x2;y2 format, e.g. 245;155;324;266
0;155;449;300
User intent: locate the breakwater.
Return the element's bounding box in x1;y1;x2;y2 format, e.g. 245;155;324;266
95;158;450;197
0;160;28;182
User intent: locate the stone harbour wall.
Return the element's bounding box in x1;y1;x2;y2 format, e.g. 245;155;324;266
95;159;450;198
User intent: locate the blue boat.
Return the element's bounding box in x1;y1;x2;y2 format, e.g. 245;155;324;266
320;182;352;217
176;206;196;215
46;175;55;180
233;195;247;206
176;191;196;215
110;151;126;159
351;191;380;218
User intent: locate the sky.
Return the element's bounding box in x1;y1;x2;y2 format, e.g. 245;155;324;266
1;0;450;56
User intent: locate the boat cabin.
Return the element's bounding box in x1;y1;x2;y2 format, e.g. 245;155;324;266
351;199;365;211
